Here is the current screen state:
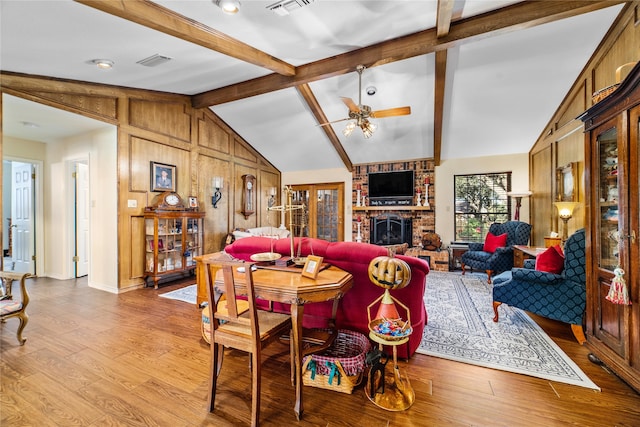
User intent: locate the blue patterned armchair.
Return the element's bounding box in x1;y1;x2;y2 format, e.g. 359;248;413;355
492;229;586;344
461;221;531;283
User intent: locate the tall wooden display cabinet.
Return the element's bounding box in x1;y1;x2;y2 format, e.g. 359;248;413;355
144;192;205;289
579;62;640;393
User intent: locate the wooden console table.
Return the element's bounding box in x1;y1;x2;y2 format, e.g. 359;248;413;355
513;245;546;268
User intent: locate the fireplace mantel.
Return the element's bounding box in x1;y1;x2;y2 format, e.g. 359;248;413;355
353;206;432;212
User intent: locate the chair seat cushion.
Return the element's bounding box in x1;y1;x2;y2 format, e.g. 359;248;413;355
463;251;492;262
0;301;22;315
483;232;507;253
535;245;564;274
492;271;512;285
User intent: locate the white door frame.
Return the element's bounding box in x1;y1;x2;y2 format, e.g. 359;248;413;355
73;160;90;277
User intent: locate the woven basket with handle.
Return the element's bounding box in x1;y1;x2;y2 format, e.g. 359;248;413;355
301;329;370;394
592;62;636;103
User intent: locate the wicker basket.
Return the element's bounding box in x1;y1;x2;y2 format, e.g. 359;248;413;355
301;329;370;394
592;62;637;103
201;306;211;344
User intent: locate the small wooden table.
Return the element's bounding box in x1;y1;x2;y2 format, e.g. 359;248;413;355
513;245;546;268
195;253;353;421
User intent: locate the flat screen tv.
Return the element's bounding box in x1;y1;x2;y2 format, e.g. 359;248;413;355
368;170;414;205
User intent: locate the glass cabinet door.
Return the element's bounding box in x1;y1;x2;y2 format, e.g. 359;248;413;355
595;126;620;272
145;218;156;274
158;217;182;273
184;217;203;267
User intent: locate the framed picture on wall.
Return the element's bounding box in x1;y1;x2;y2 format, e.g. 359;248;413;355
151;161;176;192
556;162;577;202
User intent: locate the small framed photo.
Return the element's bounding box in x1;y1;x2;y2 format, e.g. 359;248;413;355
188;196;199;209
301;255;324;279
151;161;176;192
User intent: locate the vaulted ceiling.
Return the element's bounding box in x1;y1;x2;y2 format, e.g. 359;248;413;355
1;1;625;172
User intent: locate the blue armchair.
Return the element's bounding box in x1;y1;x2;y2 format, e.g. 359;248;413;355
492;229;586;344
461;221;531;283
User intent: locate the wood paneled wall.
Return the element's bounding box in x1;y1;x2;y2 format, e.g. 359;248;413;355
0;72;280;291
528;2;639;246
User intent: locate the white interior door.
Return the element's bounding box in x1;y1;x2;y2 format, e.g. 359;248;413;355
11;162;35;274
75;162;89;277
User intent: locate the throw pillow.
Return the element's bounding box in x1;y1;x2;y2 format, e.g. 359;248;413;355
535;245;565;274
483;232;507;253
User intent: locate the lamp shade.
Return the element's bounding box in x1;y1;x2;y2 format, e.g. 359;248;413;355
507;190;532;198
554;201;578;219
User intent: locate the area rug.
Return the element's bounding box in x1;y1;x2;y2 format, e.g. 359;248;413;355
159;284;197;304
417;271;600;390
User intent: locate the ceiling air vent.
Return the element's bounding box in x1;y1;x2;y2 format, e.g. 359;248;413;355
136;54;172;67
267;0;315;16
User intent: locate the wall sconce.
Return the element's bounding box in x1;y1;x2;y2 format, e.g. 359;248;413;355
268;187;277;208
507;190;532;221
212;176;223;208
554;201;579;242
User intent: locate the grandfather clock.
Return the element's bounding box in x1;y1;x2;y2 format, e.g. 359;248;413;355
241;174;256;219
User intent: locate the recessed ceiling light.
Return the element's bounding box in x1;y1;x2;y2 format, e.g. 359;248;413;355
214;0;240;14
89;59;114;70
21;121;39;128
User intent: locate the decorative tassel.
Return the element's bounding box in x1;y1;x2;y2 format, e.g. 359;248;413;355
606;267;631;305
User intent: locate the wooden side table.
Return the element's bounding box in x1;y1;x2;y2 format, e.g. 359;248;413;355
513;245;545;268
449;243;469;271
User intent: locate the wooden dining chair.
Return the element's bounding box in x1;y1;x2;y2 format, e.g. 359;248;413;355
0;272;31;345
203;259;291;427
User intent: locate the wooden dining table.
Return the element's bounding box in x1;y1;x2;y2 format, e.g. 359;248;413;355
195;254;354;420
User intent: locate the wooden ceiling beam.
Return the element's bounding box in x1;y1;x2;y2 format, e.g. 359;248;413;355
296;84;353;171
433;50;447;167
74;0;295;77
433;0;455;167
193;0;622;108
436;0;455;37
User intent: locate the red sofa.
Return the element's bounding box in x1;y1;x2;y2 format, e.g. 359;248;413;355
224;237;429;358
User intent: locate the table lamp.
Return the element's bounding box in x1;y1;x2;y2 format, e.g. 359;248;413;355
554;201;579;242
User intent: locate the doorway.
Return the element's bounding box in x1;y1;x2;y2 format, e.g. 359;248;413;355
3;93;117;287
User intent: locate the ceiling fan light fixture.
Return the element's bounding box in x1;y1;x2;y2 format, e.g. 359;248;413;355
214;0;240;14
343;121;356;137
361;120;377;139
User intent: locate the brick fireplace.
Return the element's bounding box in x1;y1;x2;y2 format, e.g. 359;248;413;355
352;159;435;247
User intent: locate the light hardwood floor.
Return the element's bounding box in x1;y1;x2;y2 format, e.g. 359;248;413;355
1;275;639;426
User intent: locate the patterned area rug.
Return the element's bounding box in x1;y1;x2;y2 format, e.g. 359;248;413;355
159;284;197;304
417;271;599;390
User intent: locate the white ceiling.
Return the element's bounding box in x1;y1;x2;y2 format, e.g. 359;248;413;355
0;1;624;172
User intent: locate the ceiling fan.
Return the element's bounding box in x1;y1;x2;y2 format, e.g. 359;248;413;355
319;64;411;138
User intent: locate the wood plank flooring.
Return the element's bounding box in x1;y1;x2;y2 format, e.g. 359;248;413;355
1;275;639;426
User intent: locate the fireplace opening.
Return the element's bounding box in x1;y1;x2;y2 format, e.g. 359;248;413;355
370;215;412;246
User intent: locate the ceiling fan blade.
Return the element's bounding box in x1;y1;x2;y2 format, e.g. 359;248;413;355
317;117;350;127
340;97;360;113
370;106;411;118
